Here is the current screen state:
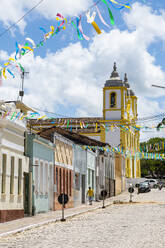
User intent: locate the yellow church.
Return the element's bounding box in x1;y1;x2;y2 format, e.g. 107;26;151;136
30;62;141;179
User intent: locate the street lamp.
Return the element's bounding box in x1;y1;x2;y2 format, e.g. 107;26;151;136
151;84;165;129
151;84;165;89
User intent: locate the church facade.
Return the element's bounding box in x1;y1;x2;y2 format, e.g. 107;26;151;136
79;63;141;178
29;63;141;179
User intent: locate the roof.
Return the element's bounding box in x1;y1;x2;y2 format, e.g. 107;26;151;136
105;80;124;87
4;101;35;114
104;62;125;87
38;126;109;147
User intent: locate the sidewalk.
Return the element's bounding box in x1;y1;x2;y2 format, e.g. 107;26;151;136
0;191;129;237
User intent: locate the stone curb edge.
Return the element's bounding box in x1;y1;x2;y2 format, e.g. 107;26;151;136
0;202;113;238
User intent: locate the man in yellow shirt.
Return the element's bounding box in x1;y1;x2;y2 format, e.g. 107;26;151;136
86;187;94;205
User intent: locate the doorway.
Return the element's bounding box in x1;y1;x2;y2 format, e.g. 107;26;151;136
81;175;86;203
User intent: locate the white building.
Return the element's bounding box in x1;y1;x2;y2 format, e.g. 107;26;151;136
0;101;29;222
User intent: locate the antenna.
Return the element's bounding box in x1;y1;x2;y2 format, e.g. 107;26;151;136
19;70;29;102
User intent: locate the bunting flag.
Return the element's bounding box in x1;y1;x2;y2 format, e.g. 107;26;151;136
86;11;102;34
101;0;115;25
0;0;131;81
96;5;110;28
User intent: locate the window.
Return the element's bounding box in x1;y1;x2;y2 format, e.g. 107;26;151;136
35;162;39;192
10;156;14;194
2;154;7;194
45;163;48;194
66;170;68;195
88;169;90;186
40;162;44;193
75;173;80;190
59;168;62;193
63;169;65;193
69;171;72;196
92;171;94;190
110;92;116;108
18;159;22;195
56;168;58;192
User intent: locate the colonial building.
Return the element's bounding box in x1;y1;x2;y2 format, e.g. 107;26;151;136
25;133;54;215
29;63;140;181
0;102;29;222
39;126;116;206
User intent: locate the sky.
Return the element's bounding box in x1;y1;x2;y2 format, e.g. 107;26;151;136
0;0;165;141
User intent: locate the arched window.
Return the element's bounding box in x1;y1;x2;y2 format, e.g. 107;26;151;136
110;92;116;108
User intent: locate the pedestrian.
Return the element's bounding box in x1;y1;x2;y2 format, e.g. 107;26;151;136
86;187;94;205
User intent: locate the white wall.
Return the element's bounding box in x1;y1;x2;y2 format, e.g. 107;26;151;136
0;119;29;211
105;111;121;120
0;149;29;210
105;129;120;147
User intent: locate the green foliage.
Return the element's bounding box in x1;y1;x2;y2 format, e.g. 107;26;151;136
140;137;165;178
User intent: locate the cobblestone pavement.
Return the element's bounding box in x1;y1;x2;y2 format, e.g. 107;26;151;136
0;188;165;248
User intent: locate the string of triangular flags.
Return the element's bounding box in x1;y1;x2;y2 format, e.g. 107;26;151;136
0;0;130;81
82;145;165;161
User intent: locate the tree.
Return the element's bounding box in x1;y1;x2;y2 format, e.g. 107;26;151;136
140;137;165;178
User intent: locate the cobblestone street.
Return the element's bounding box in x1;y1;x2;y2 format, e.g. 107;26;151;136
1;189;165;248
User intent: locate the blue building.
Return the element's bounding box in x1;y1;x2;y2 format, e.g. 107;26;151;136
25;133;54;214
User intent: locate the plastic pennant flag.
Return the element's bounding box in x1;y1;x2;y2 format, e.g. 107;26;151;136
96;5;109;28
0;70;2;86
26;38;36;48
101;0;115;25
107;0;130;9
78;15;90;41
7;69;15;78
15;42;20;60
2;68;7;79
66;120;70;128
39;27;47;34
80;122;83;129
71;20;83;40
86;11;101;34
18;63;24;72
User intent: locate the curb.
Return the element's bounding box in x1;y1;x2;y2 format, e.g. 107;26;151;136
0;202;113;238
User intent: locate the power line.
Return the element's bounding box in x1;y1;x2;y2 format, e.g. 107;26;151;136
0;0;45;38
29;105;165;123
31;106;74;118
0;0;102;39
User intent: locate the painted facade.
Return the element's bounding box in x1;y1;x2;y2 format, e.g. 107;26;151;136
54;133;74;210
0;117;29;222
25;133;54;214
102;64;140;178
73;145;87;206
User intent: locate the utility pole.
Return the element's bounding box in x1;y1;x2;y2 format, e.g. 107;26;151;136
19;70;29;102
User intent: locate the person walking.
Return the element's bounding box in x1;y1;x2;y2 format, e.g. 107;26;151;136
86;187;94;205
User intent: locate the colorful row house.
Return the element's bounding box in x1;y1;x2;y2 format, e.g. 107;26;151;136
39;126;117;206
0;99;126;223
25;133;55;215
0;102;29;223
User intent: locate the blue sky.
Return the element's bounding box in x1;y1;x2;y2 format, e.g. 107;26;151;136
1;0;165;141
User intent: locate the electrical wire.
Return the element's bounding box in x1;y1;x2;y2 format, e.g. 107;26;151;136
29;105;165;124
0;0;45;38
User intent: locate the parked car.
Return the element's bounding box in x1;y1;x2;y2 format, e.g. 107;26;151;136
137;182;151;194
144;179;158;188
